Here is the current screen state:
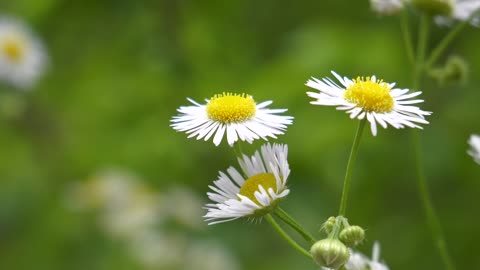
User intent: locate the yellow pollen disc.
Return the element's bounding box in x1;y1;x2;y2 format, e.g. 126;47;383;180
206;92;256;123
238;173;277;205
1;38;25;62
344;77;394;113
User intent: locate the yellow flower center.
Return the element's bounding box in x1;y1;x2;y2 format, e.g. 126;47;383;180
1;37;25;62
206;93;256;123
238;173;277;205
344;77;394;113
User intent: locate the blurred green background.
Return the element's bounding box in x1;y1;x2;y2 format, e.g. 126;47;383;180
0;0;479;269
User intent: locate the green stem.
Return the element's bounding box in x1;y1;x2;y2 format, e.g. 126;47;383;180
414;14;430;88
233;141;244;158
265;214;313;260
410;15;455;270
274;208;316;244
401;10;415;65
411;131;455;270
338;119;367;216
426;10;479;69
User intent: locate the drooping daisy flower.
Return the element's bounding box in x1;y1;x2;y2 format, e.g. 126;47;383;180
204;143;290;225
306;71;431;136
322;242;389;270
171;93;293;146
468;134;480;164
0;16;47;89
370;0;405;15
435;0;480;26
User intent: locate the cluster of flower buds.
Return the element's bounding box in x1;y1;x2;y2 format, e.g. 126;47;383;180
310;216;365;269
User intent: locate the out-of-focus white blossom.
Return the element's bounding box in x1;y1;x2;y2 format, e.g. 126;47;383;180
0;16;47;89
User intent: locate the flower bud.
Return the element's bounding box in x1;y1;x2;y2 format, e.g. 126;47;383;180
412;0;454;16
339;225;365;247
322;216;336;234
310;239;350;269
429;55;468;86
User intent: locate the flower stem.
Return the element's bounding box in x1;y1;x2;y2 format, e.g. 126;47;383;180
274;208;316;244
401;10;415;65
414;14;430;88
425;8;480;69
410;15;455;270
338;119;367;216
233;141;244;158
410;131;455;270
265;214;313;260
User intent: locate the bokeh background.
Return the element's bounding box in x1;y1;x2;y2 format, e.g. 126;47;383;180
0;0;479;269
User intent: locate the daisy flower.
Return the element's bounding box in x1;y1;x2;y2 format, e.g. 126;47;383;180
171;93;293;146
468;134;480;164
204;143;290;225
435;0;480;26
306;71;431;136
0;16;47;89
370;0;405;15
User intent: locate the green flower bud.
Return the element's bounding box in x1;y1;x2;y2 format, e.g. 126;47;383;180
429;55;469;86
412;0;454;16
339;225;365;247
322;216;337;234
310;239;350;269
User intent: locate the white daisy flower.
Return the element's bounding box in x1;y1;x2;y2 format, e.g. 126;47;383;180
370;0;405;15
170;92;293;146
0;16;47;89
204;143;290;225
306;71;431;136
435;0;480;26
468;134;480;164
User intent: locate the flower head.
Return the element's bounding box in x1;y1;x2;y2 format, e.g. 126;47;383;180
468;134;480;164
0;16;47;89
370;0;405;15
435;0;480;26
306;71;431;136
204;143;290;224
171;93;293;146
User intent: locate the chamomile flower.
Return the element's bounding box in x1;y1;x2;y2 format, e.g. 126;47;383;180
435;0;480;26
204;143;290;225
468;134;480;164
171;93;293;146
306;71;431;136
0;16;47;89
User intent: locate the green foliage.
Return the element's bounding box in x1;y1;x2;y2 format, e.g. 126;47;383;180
0;1;479;269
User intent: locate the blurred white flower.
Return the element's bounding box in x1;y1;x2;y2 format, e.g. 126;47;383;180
468;134;480;164
162;186;205;229
0;16;47;89
370;0;405;15
100;190;161;239
129;231;185;269
66;169;241;269
184;241;240;270
306;71;431;136
435;0;480;26
66;170;163;239
171;93;293;146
